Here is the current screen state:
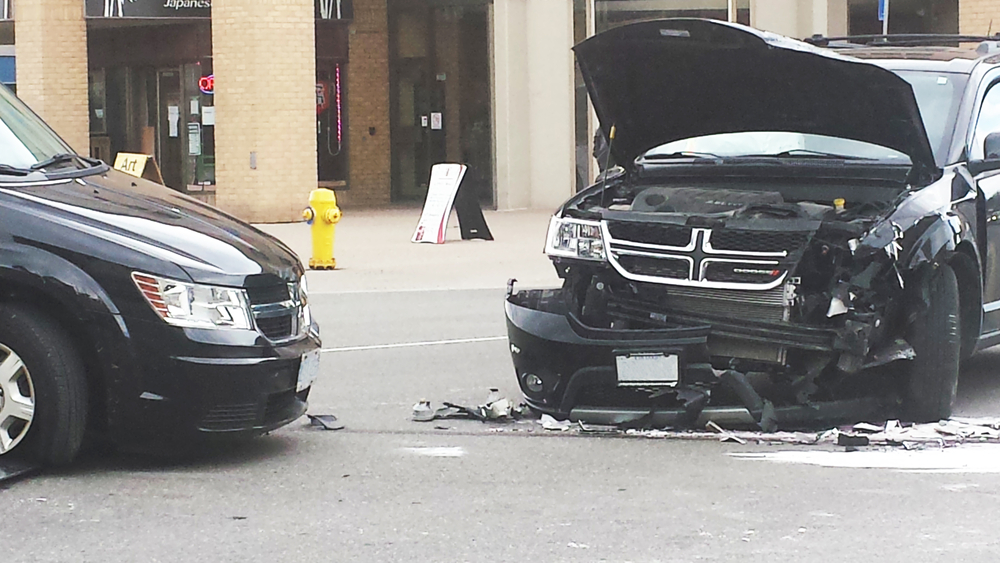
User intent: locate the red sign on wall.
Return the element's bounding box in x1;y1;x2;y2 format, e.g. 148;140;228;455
199;74;214;95
316;82;330;115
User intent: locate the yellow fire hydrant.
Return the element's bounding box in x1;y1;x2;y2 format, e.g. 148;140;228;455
302;188;342;270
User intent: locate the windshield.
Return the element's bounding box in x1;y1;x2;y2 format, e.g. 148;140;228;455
0;85;77;170
894;70;967;166
642;132;912;162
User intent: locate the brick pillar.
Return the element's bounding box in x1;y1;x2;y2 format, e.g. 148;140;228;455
14;0;89;155
960;0;998;34
342;0;391;208
212;0;317;223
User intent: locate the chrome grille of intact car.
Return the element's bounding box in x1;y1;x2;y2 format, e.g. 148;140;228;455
603;221;808;290
246;282;300;341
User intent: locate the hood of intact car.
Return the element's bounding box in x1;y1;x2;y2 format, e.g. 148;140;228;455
574;18;938;176
6;170;302;287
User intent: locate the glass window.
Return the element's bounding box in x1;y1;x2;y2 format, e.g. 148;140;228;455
644;132;911;162
972;82;1000;161
895;70;966;165
0;85;74;169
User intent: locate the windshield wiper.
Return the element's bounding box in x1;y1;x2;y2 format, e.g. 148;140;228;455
29;152;100;171
0;164;31;176
643;151;723;160
741;149;877;160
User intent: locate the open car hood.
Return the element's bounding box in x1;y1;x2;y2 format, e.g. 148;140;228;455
574;18;939;177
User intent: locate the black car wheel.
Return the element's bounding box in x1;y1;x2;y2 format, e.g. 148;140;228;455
0;304;87;465
904;264;961;422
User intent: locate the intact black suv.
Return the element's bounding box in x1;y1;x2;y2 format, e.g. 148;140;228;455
0;84;321;465
506;19;1000;429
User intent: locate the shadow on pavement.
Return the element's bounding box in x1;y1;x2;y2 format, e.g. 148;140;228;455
43;433;301;478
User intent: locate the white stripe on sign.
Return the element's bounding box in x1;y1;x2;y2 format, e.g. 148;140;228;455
321;336;506;354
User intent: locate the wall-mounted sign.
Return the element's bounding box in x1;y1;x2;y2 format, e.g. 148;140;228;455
316;0;353;20
87;0;352;20
199;74;214;95
1;0;11;21
86;0;211;19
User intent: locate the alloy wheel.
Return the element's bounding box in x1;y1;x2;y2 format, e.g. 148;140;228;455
0;342;35;454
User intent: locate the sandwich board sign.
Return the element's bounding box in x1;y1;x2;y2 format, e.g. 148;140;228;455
412;163;467;244
113;152;165;184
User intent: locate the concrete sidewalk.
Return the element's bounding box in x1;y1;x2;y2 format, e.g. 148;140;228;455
256;208;561;294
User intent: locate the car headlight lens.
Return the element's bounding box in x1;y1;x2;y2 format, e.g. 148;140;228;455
544;216;606;261
300;273;312;328
132;272;253;330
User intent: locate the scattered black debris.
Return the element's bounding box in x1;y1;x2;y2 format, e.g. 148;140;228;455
837;433;871;448
307;414;345;431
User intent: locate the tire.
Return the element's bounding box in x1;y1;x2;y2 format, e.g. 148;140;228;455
0;304;87;466
904;264;961;422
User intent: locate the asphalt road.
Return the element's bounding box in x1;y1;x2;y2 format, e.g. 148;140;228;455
5;288;1000;562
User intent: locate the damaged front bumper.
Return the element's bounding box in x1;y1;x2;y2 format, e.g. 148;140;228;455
506;286;889;430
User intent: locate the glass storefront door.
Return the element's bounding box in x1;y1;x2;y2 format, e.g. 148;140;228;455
156;69;182;190
389;0;493;205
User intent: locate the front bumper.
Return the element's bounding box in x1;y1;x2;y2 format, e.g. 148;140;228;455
506;288;884;428
106;317;322;446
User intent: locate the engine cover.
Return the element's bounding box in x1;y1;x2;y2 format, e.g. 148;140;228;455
630;187;784;214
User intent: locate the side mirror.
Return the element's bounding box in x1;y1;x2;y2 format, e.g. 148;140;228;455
970;132;1000;175
986;132;1000;159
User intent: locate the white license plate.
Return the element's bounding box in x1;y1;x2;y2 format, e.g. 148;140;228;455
297;349;322;392
616;353;679;387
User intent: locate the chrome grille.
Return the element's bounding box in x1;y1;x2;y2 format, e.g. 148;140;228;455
604;221;809;290
248;282;302;341
708;230;809;253
605;221;692;247
617;255;690;279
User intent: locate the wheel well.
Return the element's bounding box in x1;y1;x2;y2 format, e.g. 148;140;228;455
0;281;108;433
949;246;981;360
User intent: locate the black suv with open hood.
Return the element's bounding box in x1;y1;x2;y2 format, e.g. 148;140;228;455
506;19;1000;429
0;84;321;465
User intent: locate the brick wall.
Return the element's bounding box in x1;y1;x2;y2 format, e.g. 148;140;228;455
14;0;89;155
212;0;318;223
960;0;1000;34
340;0;391;208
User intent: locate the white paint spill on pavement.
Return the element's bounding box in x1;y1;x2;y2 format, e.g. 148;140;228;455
400;446;466;458
731;444;1000;473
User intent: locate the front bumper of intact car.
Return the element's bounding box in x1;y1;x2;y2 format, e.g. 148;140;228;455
505;286;883;430
105;316;322;446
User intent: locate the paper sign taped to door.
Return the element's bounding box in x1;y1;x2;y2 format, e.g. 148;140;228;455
412;163;467;244
168;105;180;137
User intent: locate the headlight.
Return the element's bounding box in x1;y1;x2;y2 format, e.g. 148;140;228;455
544;216;606;261
132;272;253;330
300;273;312;328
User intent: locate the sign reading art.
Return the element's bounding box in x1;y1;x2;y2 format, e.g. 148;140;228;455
85;0;353;20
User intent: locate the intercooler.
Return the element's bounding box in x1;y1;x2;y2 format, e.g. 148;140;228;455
608;284;794;364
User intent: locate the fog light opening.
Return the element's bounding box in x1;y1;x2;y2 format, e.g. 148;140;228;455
524;373;544;393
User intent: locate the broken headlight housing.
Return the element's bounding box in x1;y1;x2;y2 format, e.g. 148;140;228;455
132;272;253;330
544;216;606;261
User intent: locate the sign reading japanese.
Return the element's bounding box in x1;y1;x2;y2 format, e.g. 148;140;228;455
86;0;353;20
86;0;211;18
